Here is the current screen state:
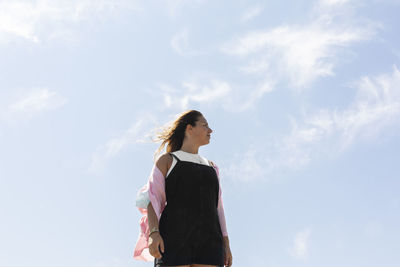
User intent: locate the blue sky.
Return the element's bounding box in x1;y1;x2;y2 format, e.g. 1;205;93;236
1;0;399;266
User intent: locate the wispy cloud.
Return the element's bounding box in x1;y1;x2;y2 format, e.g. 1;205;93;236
158;76;276;113
283;65;400;164
238;56;269;74
223;22;374;88
222;1;376;88
287;65;400;153
0;0;139;43
222;147;266;183
88;114;158;173
257;66;400;170
0;88;67;122
240;6;263;23
289;228;312;260
159;79;232;110
238;78;275;111
224;66;400;181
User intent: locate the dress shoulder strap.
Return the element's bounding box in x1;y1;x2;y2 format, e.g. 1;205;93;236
169;152;181;162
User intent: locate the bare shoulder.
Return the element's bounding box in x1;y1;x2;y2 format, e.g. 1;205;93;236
155;152;173;178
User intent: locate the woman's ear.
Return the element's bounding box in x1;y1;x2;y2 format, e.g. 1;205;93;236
185;124;193;135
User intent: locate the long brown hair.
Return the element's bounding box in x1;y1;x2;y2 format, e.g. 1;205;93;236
152;110;203;161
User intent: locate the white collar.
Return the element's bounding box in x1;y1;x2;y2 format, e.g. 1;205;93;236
172;150;209;165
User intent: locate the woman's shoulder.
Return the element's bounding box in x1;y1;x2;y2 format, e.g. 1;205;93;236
155;151;174;161
155;152;173;177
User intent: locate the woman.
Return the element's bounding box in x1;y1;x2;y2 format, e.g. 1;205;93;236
134;110;233;267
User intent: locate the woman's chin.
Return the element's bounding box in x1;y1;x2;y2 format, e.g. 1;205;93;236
202;140;210;146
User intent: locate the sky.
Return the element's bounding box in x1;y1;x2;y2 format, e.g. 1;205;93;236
0;0;400;266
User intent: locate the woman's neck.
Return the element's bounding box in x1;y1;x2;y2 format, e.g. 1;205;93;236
180;143;199;154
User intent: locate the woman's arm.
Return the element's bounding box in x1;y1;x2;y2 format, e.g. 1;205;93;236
148;152;171;229
223;236;230;246
133;153;172;261
147;201;164;259
147;201;159;235
210;160;229;237
146;153;172;259
147;153;171;221
210;160;233;266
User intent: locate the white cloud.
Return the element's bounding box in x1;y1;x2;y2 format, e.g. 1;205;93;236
159;79;232;110
0;0;139;43
224;66;400;181
338;67;400;146
0;88;67;122
289;228;312;260
88;115;158;173
223;21;374;88
170;28;198;56
158;77;276;112
277;65;400;166
223;147;266;183
237;79;275;111
239;56;269;74
240;6;262;22
222;1;376;88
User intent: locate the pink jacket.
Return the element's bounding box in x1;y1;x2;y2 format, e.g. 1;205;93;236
133;162;228;261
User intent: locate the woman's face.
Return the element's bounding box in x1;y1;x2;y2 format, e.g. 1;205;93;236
189;115;213;145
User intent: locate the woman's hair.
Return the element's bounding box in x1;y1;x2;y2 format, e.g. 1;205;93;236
152;110;203;161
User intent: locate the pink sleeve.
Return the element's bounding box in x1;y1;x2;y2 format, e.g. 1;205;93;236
133;164;166;262
213;163;229;237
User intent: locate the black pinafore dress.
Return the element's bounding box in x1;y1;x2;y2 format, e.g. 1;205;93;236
154;153;224;267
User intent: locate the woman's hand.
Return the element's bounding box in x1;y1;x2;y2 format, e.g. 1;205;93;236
224;243;233;267
148;232;165;259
